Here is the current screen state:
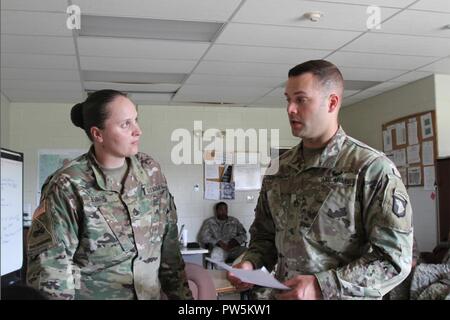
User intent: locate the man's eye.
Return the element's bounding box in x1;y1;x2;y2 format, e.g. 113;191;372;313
297;98;307;104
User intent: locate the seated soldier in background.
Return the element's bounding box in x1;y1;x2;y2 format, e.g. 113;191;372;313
198;202;247;263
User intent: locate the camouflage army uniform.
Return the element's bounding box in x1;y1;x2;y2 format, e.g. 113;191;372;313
199;216;247;262
243;127;413;299
27;147;192;300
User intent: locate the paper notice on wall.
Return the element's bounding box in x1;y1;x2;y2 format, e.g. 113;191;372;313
407;119;419;145
398;167;407;186
234;165;262;190
383;130;393;152
407;166;422;186
420;113;434;139
422;140;434;165
205;164;219;179
407;144;421;164
393;148;407;167
423;166;436;191
204;181;220;200
396;122;407;145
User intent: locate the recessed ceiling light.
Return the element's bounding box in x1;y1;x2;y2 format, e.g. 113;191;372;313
304;11;323;22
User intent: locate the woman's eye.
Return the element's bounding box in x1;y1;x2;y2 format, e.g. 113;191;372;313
121;121;130;128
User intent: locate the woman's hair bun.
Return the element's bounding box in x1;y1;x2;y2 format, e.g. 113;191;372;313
70;102;84;128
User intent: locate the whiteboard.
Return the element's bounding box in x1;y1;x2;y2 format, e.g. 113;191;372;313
1;149;23;276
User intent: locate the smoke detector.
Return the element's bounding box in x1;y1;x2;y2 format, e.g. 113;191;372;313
304;11;323;22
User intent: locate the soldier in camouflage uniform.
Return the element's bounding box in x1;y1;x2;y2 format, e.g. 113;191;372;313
227;60;413;300
198;202;247;263
27;90;192;300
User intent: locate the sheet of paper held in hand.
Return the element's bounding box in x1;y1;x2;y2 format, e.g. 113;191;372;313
205;257;290;290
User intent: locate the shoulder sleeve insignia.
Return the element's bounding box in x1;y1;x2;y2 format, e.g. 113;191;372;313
392;193;407;218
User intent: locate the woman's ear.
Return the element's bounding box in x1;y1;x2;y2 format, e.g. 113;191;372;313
90;126;103;143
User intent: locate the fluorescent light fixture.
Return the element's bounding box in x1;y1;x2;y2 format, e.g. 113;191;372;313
80;15;223;42
84;81;180;93
82;70;187;84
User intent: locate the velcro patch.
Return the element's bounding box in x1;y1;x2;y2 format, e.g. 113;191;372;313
32;200;46;220
392;194;407;218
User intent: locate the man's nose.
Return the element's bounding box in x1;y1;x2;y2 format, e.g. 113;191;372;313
133;123;142;136
287;102;298;115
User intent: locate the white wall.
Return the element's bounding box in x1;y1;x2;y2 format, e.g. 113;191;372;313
7;102;298;242
1;92;10;148
434;74;450;158
340;76;438;251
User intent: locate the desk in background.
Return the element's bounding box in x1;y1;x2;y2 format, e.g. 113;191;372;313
180;247;208;266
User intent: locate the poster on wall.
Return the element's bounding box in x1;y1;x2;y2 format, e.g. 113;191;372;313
37;149;85;197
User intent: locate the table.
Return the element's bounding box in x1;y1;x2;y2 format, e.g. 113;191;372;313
180;247;209;266
208;269;237;295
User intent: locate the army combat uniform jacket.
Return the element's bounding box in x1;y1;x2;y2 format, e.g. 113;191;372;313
27;148;192;300
243;127;413;299
198;216;247;247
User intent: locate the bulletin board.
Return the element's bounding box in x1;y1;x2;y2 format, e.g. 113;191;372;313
203;150;261;200
382;110;437;189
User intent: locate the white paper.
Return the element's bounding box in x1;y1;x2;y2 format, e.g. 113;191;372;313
393;149;407;167
407;145;421;164
383;130;393;152
225;152;234;165
420;113;433;139
423;166;436;191
204;181;220;200
398;167;407;186
205;258;290;290
408;167;422;186
407;119;419;145
205;164;219;179
395;122;406;145
213;151;225;165
422;141;434;166
233;165;262;190
236;152;259;165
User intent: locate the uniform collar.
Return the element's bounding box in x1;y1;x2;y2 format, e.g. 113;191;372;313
88;146;149;193
287;126;347;172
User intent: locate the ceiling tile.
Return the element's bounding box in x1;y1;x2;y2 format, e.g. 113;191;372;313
1;11;72;36
84;81;180;93
411;0;450;13
374;10;450;38
340;66;405;81
313;0;416;8
186;74;285;87
343;33;450;57
233;0;399;31
1;53;78;69
77;37;209;60
0;0;68;12
2;89;84;103
1;68;80;81
418;57;450;74
205;44;330;64
1;35;75;55
195;61;289;78
328;51;438;70
75;0;241;21
80;56;197;73
1;79;82;91
389;71;433;82
129;92;173;104
216;23;361;50
173;85;270;104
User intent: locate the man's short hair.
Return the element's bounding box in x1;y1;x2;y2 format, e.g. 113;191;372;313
288;60;344;94
215;202;227;211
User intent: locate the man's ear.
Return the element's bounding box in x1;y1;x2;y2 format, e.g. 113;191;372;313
328;94;340;113
90;126;103;143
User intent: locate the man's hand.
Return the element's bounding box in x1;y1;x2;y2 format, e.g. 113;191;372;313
227;239;239;249
226;261;254;291
217;240;230;251
275;275;322;300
